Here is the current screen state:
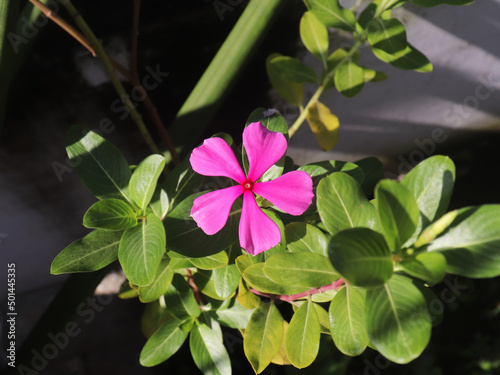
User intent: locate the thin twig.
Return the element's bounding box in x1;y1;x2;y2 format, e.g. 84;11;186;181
250;278;345;302
28;0;95;56
186;269;204;306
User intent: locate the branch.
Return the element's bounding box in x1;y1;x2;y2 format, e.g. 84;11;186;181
250;279;345;302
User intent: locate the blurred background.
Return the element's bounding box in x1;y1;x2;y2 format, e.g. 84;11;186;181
1;0;500;373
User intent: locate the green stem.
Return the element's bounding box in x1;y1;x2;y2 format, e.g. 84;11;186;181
288;38;364;139
61;1;160;154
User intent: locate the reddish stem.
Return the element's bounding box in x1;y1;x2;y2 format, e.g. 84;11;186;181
186;269;203;305
250;279;345;302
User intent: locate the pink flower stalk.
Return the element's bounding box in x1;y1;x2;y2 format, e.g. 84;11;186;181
189;121;314;255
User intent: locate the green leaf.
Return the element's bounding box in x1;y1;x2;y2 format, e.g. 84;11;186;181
427;205;500;278
215;299;255;329
244;302;284;374
189;251;229;270
155;155;204;217
372;43;433;72
354;157;383;198
313;303;331;335
140;317;192;367
366;17;407;55
285;298;320;368
138;258;174;303
243;263;304;295
365;275;431;364
263;253;339;290
400;155;456;223
299;160;364;191
400;252;446;285
414;210;458;248
190;322;232;375
213;263;240;299
83;198;137;230
119;214;166;286
300;11;329;67
375;179;420;251
317;172;376;235
330;228;393;287
285;222;328;256
237;277;261;309
51;230;122;274
269;55;318;84
335;60;365;97
164;193;240;257
324;48;348;89
129;154;166;210
266;53;303;107
66;126;132;204
329;285;368;356
140;297;171;337
362;68;388;82
193;270;224;300
305;0;356;31
306;100;340;151
164;273;201;319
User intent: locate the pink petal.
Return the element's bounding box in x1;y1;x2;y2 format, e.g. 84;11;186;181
190;137;246;183
253;171;314;216
239;191;281;255
191;185;243;235
243;122;287;182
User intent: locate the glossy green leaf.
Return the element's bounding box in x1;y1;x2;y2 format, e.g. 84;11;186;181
164;193;240;257
189;251;229;270
244;302;284;374
190;322;231;375
313;303;331;335
306;100;340;151
354;157;383;198
164;273;201;319
335;60;365;97
119;214;166;286
215;299;255;329
375;179;420;251
324;48;348;89
66;126;132;204
129;154;165;210
266;53;303;107
317;172;376;235
400;155;456;223
366;17;407;54
285;299;320;368
329;285;368;356
366;275;431;364
372;43;433;72
193;270;224;300
237;277;261;309
329;228;393;287
427;205;500;277
305;0;356;31
213;263;240;299
300;11;329;67
138;258;174;303
243;263;304;295
245;107;289;138
263;253;339;290
362;68;388;82
299;160;364;196
140;317;192;367
83;198;137;230
269;55;318;83
400;252;446;285
285;222;328;256
51;230;122;274
414;210;458;248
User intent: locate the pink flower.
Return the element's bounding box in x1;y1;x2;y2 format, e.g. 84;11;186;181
189;121;314;255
